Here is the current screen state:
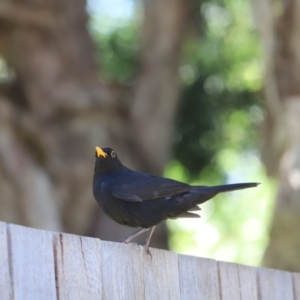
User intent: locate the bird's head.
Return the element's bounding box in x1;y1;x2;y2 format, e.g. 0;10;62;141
94;146;124;177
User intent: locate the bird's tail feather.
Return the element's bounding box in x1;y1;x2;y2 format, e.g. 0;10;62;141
207;182;259;193
190;182;259;206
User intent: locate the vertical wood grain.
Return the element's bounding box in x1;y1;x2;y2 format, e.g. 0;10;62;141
218;261;241;300
53;233;102;299
258;267;294;300
8;223;56;300
238;264;258;300
178;255;220;300
101;241;144;300
143;247;180;300
0;222;12;300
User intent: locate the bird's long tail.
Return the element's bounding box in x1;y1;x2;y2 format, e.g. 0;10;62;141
207;182;259;193
192;182;259;205
181;182;260;217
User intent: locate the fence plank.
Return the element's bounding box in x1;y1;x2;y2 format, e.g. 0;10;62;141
101;241;144;300
293;273;300;300
238;264;258;300
53;233;102;300
178;255;220;300
143;247;180;300
218;261;241;300
258;267;294;300
0;222;299;299
8;223;56;300
0;222;12;300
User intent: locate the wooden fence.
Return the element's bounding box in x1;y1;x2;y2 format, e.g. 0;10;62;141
0;221;299;300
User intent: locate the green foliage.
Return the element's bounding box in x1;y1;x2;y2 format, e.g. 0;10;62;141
166;0;272;266
174;0;263;179
89;17;139;82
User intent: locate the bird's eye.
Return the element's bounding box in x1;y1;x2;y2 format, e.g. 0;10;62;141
111;151;116;158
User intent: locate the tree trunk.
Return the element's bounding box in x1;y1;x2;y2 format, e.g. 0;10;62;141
0;0;188;249
252;0;300;271
88;0;190;247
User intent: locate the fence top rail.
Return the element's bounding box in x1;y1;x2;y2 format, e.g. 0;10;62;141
0;221;299;300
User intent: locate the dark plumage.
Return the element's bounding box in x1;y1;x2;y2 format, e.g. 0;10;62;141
93;146;259;255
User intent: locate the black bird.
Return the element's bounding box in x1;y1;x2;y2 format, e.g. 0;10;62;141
93;146;259;256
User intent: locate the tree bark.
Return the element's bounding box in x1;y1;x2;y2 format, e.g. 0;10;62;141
0;0;189;249
252;0;300;271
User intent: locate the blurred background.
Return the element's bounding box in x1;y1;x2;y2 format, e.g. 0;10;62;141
0;0;299;272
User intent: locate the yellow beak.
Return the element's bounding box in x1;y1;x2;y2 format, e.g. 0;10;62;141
95;146;108;158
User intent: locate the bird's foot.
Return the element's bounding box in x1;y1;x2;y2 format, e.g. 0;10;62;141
120;239;152;259
142;242;152;260
120;239;138;245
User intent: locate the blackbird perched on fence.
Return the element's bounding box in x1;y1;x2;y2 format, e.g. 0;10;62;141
93;146;259;256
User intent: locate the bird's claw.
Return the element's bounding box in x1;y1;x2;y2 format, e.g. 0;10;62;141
120;240;152;259
120;239;138;245
142;243;152;260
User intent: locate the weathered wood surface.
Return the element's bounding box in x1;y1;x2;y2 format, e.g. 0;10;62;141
0;221;299;300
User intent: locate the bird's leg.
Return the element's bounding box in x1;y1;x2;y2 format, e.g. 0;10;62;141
121;227;149;243
142;226;156;258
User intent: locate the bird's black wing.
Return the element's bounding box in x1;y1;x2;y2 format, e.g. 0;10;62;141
111;174;191;202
